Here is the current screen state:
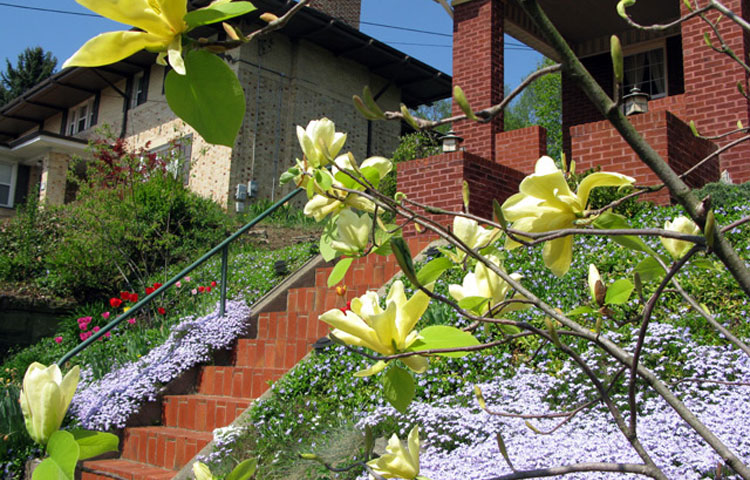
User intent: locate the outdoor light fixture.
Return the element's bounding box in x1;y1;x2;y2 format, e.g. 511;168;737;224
623;86;650;116
440;130;464;153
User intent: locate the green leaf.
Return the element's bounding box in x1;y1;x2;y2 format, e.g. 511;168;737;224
33;431;79;480
382;366;415;414
691;258;718;271
453;85;478;121
320;218;338;261
610;35;623;84
314;169;334;191
496;431;515;471
605;278;634;305
362;86;386;119
390;238;419;285
593;212;652;254
334;170;358;190
616;0;636;18
400;104;421;130
407;325;480;358
566;305;595;316
457;296;489;314
165;51;245;147
690;120;701;137
71;430;119;461
279;167;300;185
327;257;354;287
360;166;382;188
634;257;664;283
416;257;452;285
373;228;394;256
184;2;257;29
492;199;507;230
226;458;258;480
353;95;381;120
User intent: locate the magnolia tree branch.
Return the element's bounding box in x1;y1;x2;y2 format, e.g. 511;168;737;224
380;63;561;130
618;3;712;31
484;462;658;480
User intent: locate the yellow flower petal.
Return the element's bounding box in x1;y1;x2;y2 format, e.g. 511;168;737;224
76;0;167;35
543;235;574;277
63;31;165;69
577;172;635;209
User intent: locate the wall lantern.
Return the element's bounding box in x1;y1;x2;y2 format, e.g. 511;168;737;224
623;86;650;116
440;130;464;153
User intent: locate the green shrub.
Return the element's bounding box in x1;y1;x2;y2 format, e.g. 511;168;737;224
693;181;750;208
380;131;441;199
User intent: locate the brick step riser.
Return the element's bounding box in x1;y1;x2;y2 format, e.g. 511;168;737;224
256;311;330;343
234;339;314;368
284;285;373;315
82;459;175;480
197;366;285;398
120;428;211;471
162;396;251;431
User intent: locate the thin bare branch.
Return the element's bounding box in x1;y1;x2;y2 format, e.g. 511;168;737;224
483;462;658;480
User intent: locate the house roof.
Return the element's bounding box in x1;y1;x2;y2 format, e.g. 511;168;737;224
0;0;451;145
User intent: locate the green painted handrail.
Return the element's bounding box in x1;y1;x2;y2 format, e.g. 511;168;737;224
57;187;304;366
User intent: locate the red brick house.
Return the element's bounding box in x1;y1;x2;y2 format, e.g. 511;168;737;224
399;0;747;219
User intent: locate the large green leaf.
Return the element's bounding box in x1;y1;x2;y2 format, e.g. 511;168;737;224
566;305;595;316
71;429;119;461
407;325;479;358
634;256;664;283
593;212;652;254
390;238;418;285
327;257;353;287
382;366;414;414
457;296;489;314
33;431;79;480
605;278;634;305
319;218;338;261
165;50;245;147
226;458;258;480
185;2;257;30
416;257;452;285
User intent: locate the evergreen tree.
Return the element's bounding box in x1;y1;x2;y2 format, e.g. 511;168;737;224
0;47;57;106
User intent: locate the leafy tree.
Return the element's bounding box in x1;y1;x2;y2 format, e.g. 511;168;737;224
0;47;57;106
504;57;562;159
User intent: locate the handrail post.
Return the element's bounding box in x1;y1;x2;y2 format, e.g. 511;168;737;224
220;245;229;317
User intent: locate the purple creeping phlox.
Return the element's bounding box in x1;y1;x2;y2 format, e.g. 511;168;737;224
358;322;750;480
70;300;251;430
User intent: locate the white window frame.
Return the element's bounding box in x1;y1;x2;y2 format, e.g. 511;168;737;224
67;99;95;136
620;39;669;100
0;160;18;208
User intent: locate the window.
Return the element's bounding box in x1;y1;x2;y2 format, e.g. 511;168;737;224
0;162;16;208
131;71;148;108
67;99;96;135
623;46;667;99
151;135;193;185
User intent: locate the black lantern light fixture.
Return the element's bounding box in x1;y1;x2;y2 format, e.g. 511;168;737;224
440;130;464;153
623;86;650;116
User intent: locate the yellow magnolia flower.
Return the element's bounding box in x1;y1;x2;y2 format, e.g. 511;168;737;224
319;281;430;374
450;216;500;262
367;426;420;480
63;0;189;75
661;216;700;259
192;461;215;480
330;209;371;255
303;155;392;222
297;118;347;168
449;255;525;316
19;362;80;445
502;156;634;277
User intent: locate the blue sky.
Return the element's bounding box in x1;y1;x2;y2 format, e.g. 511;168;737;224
0;0;542;92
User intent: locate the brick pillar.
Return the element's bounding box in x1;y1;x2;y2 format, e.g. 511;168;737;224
452;0;504;162
681;0;750;182
308;0;361;29
39;152;69;206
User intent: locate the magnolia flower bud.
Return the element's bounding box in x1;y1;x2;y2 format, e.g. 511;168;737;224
366;426;421;479
661;216;700;259
19;363;80;446
193;461;215;480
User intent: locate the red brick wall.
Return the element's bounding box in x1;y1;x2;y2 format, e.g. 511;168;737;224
452;0;503;162
308;0;361;28
681;0;750;182
571;110;717;204
495;126;547;174
397;151;524;236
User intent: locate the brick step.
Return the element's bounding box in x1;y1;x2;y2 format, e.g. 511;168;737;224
197;366;286;397
256;310;332;342
121;426;212;470
162;394;251;431
234;338;318;368
285;285;374;315
82;459;175;480
314;261;399;291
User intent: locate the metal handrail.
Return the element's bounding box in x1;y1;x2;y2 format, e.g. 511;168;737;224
57;187;303;366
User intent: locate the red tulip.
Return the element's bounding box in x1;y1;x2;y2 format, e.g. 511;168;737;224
158;307;166;315
110;298;123;308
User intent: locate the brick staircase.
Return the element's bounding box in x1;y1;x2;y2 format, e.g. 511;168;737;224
81;237;434;480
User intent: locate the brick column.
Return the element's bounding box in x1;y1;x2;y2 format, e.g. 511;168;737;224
39;152;69;206
452;0;504;162
681;0;750;182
